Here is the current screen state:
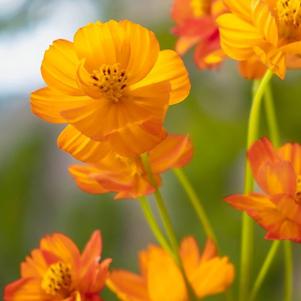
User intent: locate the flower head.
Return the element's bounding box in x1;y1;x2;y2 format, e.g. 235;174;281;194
172;0;226;69
217;0;301;79
31;20;190;156
62;130;193;199
4;231;111;301
107;236;234;300
226;137;301;242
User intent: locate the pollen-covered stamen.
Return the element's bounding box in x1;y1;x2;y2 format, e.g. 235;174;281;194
90;63;128;103
295;176;301;204
277;0;301;38
190;0;211;17
41;262;72;297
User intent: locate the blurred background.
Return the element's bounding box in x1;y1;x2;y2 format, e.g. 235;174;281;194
1;0;301;300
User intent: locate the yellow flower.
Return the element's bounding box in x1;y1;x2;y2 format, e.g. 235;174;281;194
217;0;301;79
31;20;190;156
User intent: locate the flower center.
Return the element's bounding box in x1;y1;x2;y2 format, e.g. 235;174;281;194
90;63;128;103
190;0;211;17
276;0;301;39
41;262;72;297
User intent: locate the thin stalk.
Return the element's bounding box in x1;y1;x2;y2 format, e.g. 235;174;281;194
284;241;293;301
138;196;172;255
239;69;273;301
173;168;217;243
264;83;280;146
249;241;280;301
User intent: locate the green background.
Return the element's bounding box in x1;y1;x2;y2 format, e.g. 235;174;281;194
1;0;301;300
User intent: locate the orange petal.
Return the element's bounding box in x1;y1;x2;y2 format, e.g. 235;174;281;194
175;36;201;55
69;165;109;195
190;256;234;298
41;39;81;95
107;270;149;301
256;161;296;195
248;137;278;179
149;134;193;174
180;236;200;278
225;193;301;241
62;81;169;142
223;0;252;22
200;239;217;262
4;278;49;301
146;246;188;301
278;143;301;175
217;13;262;60
131;50;191;105
171;0;195;24
57;125;111;163
239;57;267;79
105;120;167;158
30;87;91;123
251;0;278;46
40;233;81;269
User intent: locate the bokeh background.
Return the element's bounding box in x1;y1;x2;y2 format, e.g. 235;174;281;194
1;0;301;300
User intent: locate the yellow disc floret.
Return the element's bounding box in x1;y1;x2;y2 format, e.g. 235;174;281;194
277;0;301;39
41;262;72;297
90;63;128;103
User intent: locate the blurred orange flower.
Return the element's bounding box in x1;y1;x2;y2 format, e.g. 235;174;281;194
107;236;234;300
172;0;226;69
226;137;301;242
66;133;193;199
217;0;301;79
4;231;111;301
31;20;190;157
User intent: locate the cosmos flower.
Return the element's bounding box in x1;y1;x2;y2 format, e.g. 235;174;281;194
31;20;190;156
107;236;234;300
64;132;193;199
226;137;301;242
4;231;111;301
217;0;301;79
172;0;226;69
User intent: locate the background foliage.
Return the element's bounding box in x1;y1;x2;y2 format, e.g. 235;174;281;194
1;0;301;299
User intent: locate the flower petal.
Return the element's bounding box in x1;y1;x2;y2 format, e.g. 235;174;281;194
107;270;149;301
4;278;49;301
146;246;188;301
131;50;190;105
149;134;193;174
223;0;252;22
41;39;82;95
30;88;90;123
57;126;111;163
69;165;109;195
278;143;301;175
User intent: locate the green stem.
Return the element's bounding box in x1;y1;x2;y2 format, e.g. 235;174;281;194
249;241;280;301
141;154;179;262
264;83;280;146
173;168;217;243
138;196;172;255
284;241;293;301
239;69;273;301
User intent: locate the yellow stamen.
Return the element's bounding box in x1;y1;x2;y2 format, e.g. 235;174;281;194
190;0;211;17
90;63;127;103
277;0;301;39
41;262;72;297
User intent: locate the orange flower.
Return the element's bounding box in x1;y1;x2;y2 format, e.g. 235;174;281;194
172;0;226;69
4;231;111;301
64;132;193;199
217;0;301;79
107;236;234;300
31;20;190;157
226;137;301;242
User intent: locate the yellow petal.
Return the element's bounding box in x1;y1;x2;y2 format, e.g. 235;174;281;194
41;39;81;95
131;50;191;105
